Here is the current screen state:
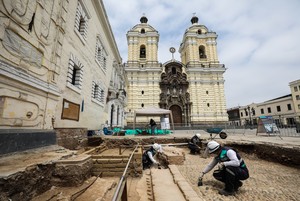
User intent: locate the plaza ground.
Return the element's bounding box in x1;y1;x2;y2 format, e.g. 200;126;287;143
1;129;299;200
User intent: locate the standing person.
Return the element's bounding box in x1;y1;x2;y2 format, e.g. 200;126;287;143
198;141;249;196
142;143;163;169
149;118;157;134
188;133;202;154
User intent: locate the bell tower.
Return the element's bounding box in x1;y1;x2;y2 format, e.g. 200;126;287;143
179;15;219;67
127;16;159;67
125;16;162;125
179;15;228;123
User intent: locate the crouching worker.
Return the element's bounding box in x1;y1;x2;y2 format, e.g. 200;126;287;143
142;143;163;170
188;133;202;154
198;141;249;196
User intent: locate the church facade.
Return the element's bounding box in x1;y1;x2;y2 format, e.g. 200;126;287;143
125;16;228;126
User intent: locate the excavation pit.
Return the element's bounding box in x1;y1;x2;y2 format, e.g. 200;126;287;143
0;135;299;201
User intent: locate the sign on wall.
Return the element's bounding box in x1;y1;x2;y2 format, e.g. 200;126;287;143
61;99;80;121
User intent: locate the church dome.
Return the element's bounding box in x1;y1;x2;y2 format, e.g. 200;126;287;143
191;16;198;24
140;16;148;23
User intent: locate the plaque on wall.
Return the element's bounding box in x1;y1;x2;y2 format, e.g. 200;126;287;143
61;99;80;121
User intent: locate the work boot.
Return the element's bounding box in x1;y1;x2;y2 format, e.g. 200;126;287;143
234;181;243;191
218;189;235;196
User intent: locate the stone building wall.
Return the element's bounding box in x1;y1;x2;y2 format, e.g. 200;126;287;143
0;0;125;130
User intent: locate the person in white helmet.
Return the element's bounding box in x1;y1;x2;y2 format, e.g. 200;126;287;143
142;143;163;169
198;141;249;196
188;133;202;154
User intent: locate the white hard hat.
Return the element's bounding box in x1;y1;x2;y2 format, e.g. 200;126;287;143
196;133;201;139
153;143;160;151
207;141;220;153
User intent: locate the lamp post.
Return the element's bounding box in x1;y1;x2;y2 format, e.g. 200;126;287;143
244;106;253;129
248;106;252;129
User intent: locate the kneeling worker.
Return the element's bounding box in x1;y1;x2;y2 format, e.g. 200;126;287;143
198;141;249;196
142;143;163;169
188;133;202;154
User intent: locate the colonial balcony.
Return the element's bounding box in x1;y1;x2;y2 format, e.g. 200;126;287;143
106;89;127;104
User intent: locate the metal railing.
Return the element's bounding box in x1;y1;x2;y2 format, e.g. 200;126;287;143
112;144;139;201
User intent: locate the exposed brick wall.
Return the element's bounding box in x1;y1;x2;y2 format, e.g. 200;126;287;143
55;128;88;150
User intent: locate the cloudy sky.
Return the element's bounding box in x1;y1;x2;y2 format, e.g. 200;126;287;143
102;0;300;108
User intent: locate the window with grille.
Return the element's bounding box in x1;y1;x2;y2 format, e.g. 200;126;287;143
93;84;99;99
78;16;86;36
92;81;105;104
103;57;106;70
97;47;102;62
95;37;107;72
67;54;83;89
74;1;90;41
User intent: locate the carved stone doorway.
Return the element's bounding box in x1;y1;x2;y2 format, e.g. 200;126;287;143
159;61;192;126
170;105;182;125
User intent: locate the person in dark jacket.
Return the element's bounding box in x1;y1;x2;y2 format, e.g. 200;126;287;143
149;118;157;134
198;141;249;196
188;133;201;154
142;143;162;169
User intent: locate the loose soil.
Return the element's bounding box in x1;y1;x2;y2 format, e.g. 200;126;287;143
177;148;300;201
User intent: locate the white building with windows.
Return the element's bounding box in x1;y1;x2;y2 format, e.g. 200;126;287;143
239;95;295;126
0;0;126;131
228;79;300;127
289;79;300;123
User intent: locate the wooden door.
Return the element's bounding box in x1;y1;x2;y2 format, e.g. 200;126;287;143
170;105;182;125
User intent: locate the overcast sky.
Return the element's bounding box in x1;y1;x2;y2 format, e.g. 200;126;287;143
102;0;300;108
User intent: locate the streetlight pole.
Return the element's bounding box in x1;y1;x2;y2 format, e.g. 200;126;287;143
247;106;252;129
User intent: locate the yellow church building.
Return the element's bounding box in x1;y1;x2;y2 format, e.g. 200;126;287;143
125;15;228;126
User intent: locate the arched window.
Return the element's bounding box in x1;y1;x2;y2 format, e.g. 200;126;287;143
141;28;145;34
140;45;146;58
172;67;176;74
197;29;202;34
199;45;206;59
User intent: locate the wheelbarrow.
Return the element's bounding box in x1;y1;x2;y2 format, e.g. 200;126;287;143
206;128;227;139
